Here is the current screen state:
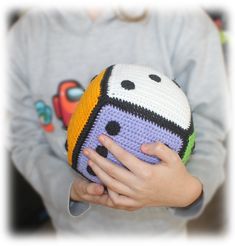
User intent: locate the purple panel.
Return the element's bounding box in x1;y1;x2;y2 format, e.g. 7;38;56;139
78;104;183;183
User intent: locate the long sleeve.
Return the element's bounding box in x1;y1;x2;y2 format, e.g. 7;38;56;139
168;9;230;219
8;13;89;218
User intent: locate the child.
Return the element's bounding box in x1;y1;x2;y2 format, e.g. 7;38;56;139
8;7;229;235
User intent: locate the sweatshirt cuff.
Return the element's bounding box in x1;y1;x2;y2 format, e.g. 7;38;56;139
31;152;91;218
67;182;90;217
167;163;224;220
167;191;204;219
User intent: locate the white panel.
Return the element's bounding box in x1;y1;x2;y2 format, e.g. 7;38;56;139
107;64;191;130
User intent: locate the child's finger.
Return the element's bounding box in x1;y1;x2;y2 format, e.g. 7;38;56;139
107;188;141;208
82;193;114;207
88;160;134;197
83;147;137;186
97;134;147;176
75;178;104;196
141;142;180;165
86;182;105;195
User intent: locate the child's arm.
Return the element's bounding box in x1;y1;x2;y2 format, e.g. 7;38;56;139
168;9;230;218
7;11;91;218
8;11;123;217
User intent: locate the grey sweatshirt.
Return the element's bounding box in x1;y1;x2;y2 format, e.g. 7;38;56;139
8;7;229;235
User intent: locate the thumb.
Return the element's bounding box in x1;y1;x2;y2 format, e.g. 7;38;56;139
75;178;105;196
86;182;105;196
141;142;179;165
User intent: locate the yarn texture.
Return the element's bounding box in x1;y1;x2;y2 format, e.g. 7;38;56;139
67;64;195;183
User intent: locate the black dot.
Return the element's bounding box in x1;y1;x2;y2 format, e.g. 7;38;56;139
149;74;161;82
105;121;121;136
87;165;96;176
121;80;135;90
96;145;108;158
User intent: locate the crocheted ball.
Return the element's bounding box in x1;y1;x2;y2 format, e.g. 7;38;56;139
67;64;195;183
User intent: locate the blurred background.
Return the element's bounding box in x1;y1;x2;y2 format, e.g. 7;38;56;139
7;8;229;235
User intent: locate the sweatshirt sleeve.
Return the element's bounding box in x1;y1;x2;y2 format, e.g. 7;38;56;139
8;12;89;218
167;9;230;219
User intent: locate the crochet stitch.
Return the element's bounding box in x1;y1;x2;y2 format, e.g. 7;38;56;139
67;64;195;183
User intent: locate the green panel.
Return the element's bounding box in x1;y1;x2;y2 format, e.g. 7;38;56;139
182;131;196;164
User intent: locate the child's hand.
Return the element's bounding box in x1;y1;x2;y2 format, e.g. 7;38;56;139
70;178;112;206
70;178;139;211
83;134;202;211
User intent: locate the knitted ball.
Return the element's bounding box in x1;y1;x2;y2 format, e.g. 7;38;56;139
67;64;195;183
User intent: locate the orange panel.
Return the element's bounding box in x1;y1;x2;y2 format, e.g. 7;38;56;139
67;69;106;165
